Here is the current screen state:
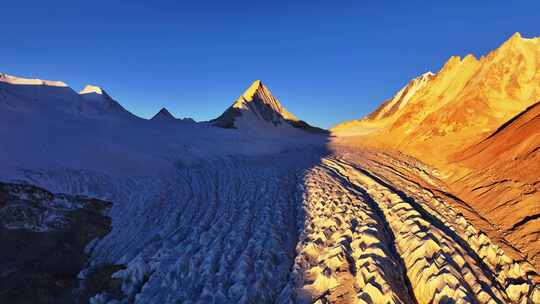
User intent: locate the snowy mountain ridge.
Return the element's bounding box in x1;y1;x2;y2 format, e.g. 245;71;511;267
0;72;68;87
79;85;137;118
0;72;320;132
332;32;540;161
0;71;327;178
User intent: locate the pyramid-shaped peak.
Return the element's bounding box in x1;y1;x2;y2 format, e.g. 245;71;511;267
151;107;176;121
250;79;262;87
158;107;172;115
211;80;326;133
211;80;328;134
232;80;298;121
241;80;265;100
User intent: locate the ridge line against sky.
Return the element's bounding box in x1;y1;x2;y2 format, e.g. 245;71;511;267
1;1;539;128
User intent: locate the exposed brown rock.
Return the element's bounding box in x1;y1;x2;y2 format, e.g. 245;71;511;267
0;182;113;304
449;101;540;269
78;264;126;303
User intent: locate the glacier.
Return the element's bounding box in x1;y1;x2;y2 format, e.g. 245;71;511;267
1;73;539;303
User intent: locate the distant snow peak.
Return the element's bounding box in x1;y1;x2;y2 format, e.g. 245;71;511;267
78;85;113;103
234;80;298;121
212;80;326;134
151;107;176;121
78;85;134;118
80;85;107;96
0;72;67;87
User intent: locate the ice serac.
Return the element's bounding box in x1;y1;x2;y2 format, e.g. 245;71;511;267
151;107;176;121
79;85;135;118
212;80;327;134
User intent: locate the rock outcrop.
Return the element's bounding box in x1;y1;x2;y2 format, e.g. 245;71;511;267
450;101;540;269
0;182;114;304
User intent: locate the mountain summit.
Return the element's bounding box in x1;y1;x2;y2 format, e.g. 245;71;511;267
151;107;176;121
79;85;134;117
212;80;326;133
80;85;107;95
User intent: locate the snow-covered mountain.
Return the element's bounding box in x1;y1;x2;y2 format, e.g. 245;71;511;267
332;32;540;164
212;80;327;134
2;47;540;304
151;107;176;121
0;73;85;114
0;72;325;178
151;107;195;123
0;72;334;303
0;74;135;120
79;85;136;118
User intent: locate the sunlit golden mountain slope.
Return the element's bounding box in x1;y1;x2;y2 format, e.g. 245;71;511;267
333;32;540;165
450;101;540;269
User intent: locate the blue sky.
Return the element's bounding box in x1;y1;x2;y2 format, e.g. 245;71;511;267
2;1;539;128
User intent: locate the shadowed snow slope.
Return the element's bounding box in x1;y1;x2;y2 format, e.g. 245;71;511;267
79;85;137;118
0;73;85;114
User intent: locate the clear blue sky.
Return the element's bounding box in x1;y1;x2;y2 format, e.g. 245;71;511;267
1;1;539;128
